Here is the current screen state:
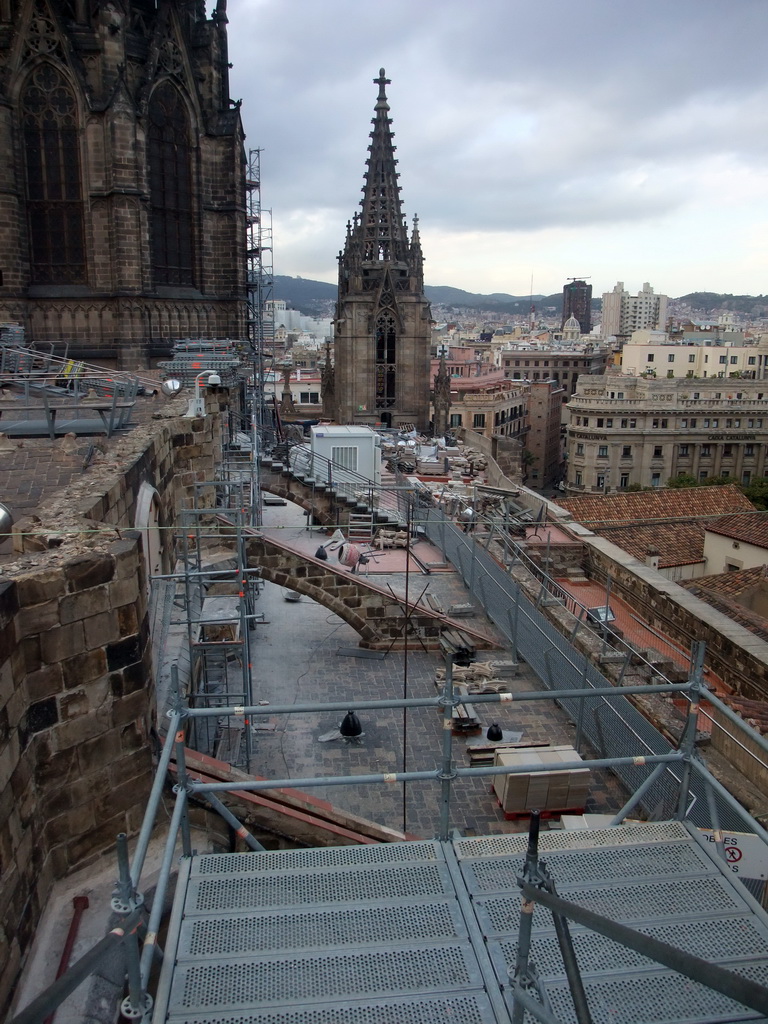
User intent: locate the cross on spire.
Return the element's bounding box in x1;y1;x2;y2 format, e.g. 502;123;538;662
357;67;409;263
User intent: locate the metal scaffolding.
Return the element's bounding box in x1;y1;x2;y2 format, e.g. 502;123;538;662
245;147;274;436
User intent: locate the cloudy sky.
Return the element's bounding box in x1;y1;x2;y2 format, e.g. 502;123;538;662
226;0;768;299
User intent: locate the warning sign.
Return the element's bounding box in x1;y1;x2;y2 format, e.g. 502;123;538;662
699;829;768;879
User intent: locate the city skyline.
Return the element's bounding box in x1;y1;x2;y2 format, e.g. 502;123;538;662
228;0;767;299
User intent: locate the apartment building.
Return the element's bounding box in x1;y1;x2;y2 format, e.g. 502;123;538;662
526;380;567;487
438;370;529;442
499;344;609;397
601;282;668;340
619;330;768;380
565;374;768;492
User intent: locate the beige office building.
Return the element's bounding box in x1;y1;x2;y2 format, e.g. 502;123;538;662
619;331;768;380
565;375;768;493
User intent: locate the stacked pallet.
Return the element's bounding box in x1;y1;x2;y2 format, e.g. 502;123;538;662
450;684;480;734
467;740;548;768
492;744;590;819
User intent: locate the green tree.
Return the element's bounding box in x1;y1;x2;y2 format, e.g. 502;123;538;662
742;477;768;510
667;474;698;488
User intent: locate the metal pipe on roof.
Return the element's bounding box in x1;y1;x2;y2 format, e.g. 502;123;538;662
187;752;685;796
181;682;692;719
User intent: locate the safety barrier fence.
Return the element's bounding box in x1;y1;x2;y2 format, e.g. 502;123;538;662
417;505;762;840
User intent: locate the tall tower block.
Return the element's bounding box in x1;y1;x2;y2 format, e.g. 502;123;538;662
333;70;431;430
561;278;592;335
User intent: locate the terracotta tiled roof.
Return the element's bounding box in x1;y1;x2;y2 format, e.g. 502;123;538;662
556;484;754;528
705;511;768;550
681;566;768;642
595;522;706;568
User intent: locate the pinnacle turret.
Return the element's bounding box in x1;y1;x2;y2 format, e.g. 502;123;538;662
355;67;410;264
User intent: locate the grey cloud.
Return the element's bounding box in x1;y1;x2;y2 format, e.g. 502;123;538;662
227;0;768;282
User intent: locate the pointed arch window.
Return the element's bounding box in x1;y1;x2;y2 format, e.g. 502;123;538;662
21;63;86;284
148;82;195;287
375;310;397;409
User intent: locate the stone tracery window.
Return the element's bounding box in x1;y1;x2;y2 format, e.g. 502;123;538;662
21;63;86;284
148;81;195;287
375;310;396;409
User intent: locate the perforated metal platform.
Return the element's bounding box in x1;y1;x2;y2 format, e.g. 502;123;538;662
153;823;768;1023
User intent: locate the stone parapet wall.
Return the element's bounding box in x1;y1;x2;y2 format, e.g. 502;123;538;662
0;395;222;1014
459;427;523;487
0;540;152;1012
582;537;768;701
707;705;768;806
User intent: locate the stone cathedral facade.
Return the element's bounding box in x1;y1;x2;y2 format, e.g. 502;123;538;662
0;0;247;365
331;69;431;431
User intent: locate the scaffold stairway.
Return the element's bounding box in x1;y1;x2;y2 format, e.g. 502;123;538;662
348;512;375;543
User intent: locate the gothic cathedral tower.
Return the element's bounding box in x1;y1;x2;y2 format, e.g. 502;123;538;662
332;70;431;431
0;0;247;365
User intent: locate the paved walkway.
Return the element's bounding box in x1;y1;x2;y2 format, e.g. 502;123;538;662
250;501;626;838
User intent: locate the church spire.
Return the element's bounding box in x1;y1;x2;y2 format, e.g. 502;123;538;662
357;68;409;264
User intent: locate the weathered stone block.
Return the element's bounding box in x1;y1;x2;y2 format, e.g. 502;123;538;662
96;776;144;818
25;696;58;734
64;554;115;592
25;665;64;702
79;728;119;773
59;690;90;721
14;600;60;640
65;811;124;866
120;661;147;695
15;572;66;606
106;635;141;671
68;769;111;809
116;604;139;636
33;745;71;785
21;636;41;673
0;620;17;666
82;609;120;650
40;622;85;664
110;689;148;728
59;586;110;625
61;648;107;689
54;710;109;752
108;576;140;609
45;803;96;846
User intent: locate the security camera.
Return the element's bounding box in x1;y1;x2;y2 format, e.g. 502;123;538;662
207;373;221;387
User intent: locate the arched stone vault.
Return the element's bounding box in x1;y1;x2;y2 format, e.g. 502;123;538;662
246;533;498;652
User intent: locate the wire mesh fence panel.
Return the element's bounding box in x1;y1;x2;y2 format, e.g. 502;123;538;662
419;508;757;836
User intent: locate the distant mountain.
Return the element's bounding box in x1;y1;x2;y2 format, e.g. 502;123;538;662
272;276;767;320
677;292;768;316
273;275;578;318
273;275;336;314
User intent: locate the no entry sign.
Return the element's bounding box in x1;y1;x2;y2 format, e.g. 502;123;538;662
700;829;768;879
